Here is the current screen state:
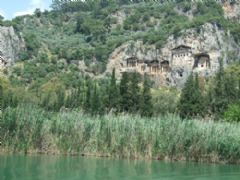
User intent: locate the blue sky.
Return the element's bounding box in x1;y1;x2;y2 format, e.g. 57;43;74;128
0;0;52;20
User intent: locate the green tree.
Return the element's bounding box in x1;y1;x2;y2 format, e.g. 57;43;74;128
224;74;238;105
211;59;228;116
119;72;141;113
238;79;240;100
0;15;4;25
0;84;3;143
34;8;41;18
192;74;205;116
55;87;65;111
140;74;153;117
152;88;179;116
75;13;84;33
51;0;63;11
178;73;204;118
108;68;119;112
76;86;84;107
119;72;129;112
65;88;80;109
0;84;3;119
91;82;100;115
84;79;92;113
178;73;194;118
128;72;141;113
23;33;40;57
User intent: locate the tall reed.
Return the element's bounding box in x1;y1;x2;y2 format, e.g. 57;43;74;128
1;106;240;163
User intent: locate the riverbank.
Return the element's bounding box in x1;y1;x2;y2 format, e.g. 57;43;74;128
1;106;240;164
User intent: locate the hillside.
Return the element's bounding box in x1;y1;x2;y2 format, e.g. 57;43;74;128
0;0;239;116
0;0;239;89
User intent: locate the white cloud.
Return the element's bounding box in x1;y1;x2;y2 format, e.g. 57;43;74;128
14;0;47;17
31;0;45;8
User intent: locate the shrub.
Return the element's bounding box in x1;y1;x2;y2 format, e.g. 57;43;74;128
224;104;240;122
152;88;179;115
23;33;41;57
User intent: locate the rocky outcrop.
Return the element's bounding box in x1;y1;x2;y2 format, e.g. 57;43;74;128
160;23;239;87
106;23;240;88
222;1;240;22
0;26;25;67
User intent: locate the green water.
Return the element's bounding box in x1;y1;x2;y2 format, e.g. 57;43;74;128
1;155;240;180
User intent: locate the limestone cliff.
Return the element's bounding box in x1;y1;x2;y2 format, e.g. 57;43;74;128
223;1;240;22
0;26;25;68
106;23;240;87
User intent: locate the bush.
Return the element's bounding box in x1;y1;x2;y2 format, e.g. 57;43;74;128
181;2;191;12
23;33;41;57
224;104;240;122
152;88;179;115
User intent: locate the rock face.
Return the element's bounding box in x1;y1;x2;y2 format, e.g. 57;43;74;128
106;23;240;88
0;26;25;68
223;1;240;22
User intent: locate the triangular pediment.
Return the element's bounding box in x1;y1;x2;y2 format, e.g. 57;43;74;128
172;45;191;51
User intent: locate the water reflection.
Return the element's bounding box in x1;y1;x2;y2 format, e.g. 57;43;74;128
1;155;240;180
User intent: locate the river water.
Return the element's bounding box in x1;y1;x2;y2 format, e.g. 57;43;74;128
1;155;240;180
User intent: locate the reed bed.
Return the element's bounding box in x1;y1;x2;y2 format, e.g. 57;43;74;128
1;106;240;163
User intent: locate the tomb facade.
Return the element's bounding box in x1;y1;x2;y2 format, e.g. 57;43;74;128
193;53;210;69
120;44;211;83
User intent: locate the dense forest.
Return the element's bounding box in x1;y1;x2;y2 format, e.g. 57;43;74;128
0;0;240;162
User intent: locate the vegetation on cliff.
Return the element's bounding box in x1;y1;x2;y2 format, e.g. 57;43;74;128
2;59;240;121
0;0;238;89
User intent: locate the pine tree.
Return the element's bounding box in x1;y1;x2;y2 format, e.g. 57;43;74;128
140;74;153;117
91;82;100;115
224;74;238;105
119;72;130;112
0;84;3;119
211;59;228;115
64;93;72;108
178;73;195;118
128;72;141;113
119;72;142;113
51;0;63;11
84;79;92;113
0;84;3;144
55;87;65;111
238;79;240;101
191;74;205;117
178;73;206;118
76;86;84;107
75;14;84;33
41;92;51;111
108;68;119;112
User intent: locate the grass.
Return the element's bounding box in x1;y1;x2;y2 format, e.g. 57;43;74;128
1;105;240;164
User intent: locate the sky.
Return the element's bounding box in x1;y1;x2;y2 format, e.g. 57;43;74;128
0;0;52;20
